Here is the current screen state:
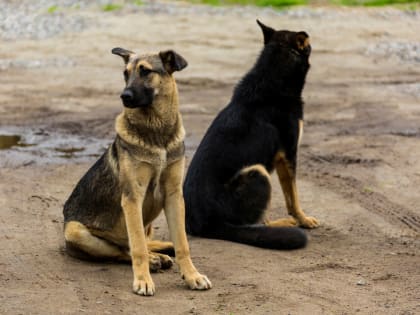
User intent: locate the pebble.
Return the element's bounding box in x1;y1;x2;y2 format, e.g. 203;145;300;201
357;279;367;286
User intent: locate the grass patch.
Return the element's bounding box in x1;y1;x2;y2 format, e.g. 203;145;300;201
102;3;124;11
132;0;143;5
334;0;419;6
47;5;59;13
363;186;374;193
191;0;307;7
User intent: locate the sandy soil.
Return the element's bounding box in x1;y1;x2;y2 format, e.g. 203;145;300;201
1;3;419;314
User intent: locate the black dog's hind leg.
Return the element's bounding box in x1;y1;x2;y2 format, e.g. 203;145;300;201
225;164;272;225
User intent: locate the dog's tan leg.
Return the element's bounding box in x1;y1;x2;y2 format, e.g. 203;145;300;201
120;161;155;296
274;153;319;228
147;239;174;253
64;221;130;261
265;217;297;227
162;158;212;290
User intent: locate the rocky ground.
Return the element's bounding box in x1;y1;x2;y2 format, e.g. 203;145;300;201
0;1;419;314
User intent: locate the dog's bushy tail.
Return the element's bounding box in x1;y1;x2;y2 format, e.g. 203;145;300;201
209;223;307;250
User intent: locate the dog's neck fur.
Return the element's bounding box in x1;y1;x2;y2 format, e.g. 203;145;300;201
115;80;185;149
232;44;309;107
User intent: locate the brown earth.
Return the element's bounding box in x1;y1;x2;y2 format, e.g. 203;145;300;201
0;4;419;315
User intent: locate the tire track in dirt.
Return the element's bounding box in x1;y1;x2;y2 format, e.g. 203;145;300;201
300;151;420;237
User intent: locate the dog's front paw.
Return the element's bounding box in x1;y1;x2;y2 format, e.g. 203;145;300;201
298;216;320;229
133;274;155;296
183;272;212;290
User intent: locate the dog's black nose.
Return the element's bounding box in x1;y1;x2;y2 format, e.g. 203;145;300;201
120;89;134;102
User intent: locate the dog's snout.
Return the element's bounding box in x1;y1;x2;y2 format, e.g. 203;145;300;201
120;86;154;108
120;89;134;102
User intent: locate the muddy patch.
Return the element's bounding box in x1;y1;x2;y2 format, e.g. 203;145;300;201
0;127;109;167
0;134;28;149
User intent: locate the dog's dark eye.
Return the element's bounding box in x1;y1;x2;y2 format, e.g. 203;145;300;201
139;65;152;77
123;70;129;81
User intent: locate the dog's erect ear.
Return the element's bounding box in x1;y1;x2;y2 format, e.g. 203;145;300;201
159;50;188;74
296;32;310;50
111;47;135;64
256;20;275;45
295;32;311;55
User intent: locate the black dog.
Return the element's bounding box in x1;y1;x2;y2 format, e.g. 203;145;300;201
183;21;319;250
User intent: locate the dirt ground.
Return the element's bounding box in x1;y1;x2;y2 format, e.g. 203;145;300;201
1;3;419;315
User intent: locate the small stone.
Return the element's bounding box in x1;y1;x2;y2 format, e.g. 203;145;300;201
357;279;367;286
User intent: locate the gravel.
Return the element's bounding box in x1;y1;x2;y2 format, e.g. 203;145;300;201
0;57;76;70
0;0;332;41
366;41;420;64
0;0;91;40
1;0;419;66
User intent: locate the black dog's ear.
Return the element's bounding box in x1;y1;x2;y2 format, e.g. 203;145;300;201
159;50;188;74
111;47;135;64
295;31;310;51
256;20;275;45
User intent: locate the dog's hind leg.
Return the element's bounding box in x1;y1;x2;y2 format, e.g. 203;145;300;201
145;225;174;270
64;221;130;262
145;224;174;255
148;252;173;272
65;221;173;270
147;240;174;255
265;217;297;227
226;164;272;225
147;240;174;271
230;165;303;228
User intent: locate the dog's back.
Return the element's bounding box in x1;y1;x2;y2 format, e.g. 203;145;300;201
184;22;312;250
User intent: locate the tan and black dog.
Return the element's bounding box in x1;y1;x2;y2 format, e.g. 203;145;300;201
63;48;211;296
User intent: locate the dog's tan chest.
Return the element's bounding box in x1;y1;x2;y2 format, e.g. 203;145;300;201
141;144;184;225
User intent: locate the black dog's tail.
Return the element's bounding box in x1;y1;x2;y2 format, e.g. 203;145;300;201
208;223;307;250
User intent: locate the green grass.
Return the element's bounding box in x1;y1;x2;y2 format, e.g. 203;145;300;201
133;0;143;5
102;3;124;11
101;0;143;11
47;5;59;13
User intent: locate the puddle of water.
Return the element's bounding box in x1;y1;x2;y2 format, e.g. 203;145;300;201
0;134;35;149
0;127;110;167
0;135;21;149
